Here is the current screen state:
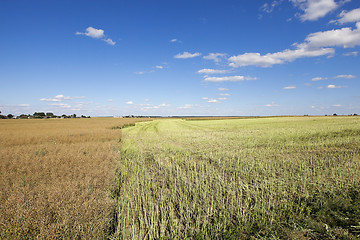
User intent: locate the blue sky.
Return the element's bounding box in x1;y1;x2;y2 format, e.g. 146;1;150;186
1;0;359;116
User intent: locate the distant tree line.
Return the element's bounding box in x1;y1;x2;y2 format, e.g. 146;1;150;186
123;115;152;118
0;111;90;119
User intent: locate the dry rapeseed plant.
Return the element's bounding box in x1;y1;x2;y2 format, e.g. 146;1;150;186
0;117;148;239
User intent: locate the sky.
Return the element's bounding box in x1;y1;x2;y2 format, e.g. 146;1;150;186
1;0;360;116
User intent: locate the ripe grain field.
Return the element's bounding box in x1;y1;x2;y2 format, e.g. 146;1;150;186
0;117;149;239
112;116;360;239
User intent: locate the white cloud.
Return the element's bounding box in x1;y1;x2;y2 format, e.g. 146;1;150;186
197;69;231;74
203;53;227;62
229;47;334;67
76;26;115;45
103;38;116;45
311;74;355;81
218;88;229;91
327;84;346;88
218;97;227;100
333;74;356;79
141;106;160;110
304;22;360;48
76;27;104;38
170;39;178;43
40;95;85;102
107;99;113;102
134;71;144;75
290;0;339;21
49;103;72;108
155;65;164;69
207;99;220;103
264;102;279;107
312;77;328;81
201;97;209;100
332;8;360;24
178;104;193;109
174;52;201;59
261;0;284;13
126;101;134;105
229;23;360;68
283;85;296;89
218;93;230;96
343;51;358;56
158;103;170;107
204;75;257;82
333;104;343;107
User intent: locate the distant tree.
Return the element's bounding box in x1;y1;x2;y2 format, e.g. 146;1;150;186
34;112;46;118
333;113;337;116
46;112;55;118
7;114;14;119
71;114;77;118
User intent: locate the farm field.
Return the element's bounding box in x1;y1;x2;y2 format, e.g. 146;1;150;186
113;116;360;239
0;117;149;239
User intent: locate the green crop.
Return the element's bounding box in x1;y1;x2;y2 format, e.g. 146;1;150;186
110;116;360;239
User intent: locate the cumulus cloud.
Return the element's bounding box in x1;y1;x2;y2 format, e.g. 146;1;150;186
159;103;171;107
343;51;358;56
283;85;296;89
331;8;360;24
218;88;229;91
76;27;104;38
264;102;279;107
204;75;257;82
327;84;346;88
304;22;360;48
312;74;355;81
218;93;230;96
333;104;343;107
178;104;193;109
290;0;339;21
333;74;356;79
155;65;164;69
229;47;334;68
207;99;220;103
76;26;115;45
229;23;360;68
40;95;85;102
141;106;160;110
170;39;178;43
49;103;72;108
261;0;284;13
126;101;134;105
174;52;201;59
197;69;231;74
103;38;116;46
203;53;227;62
312;77;328;81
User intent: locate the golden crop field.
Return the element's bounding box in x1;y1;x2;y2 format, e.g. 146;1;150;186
0;117;149;239
1;116;360;239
